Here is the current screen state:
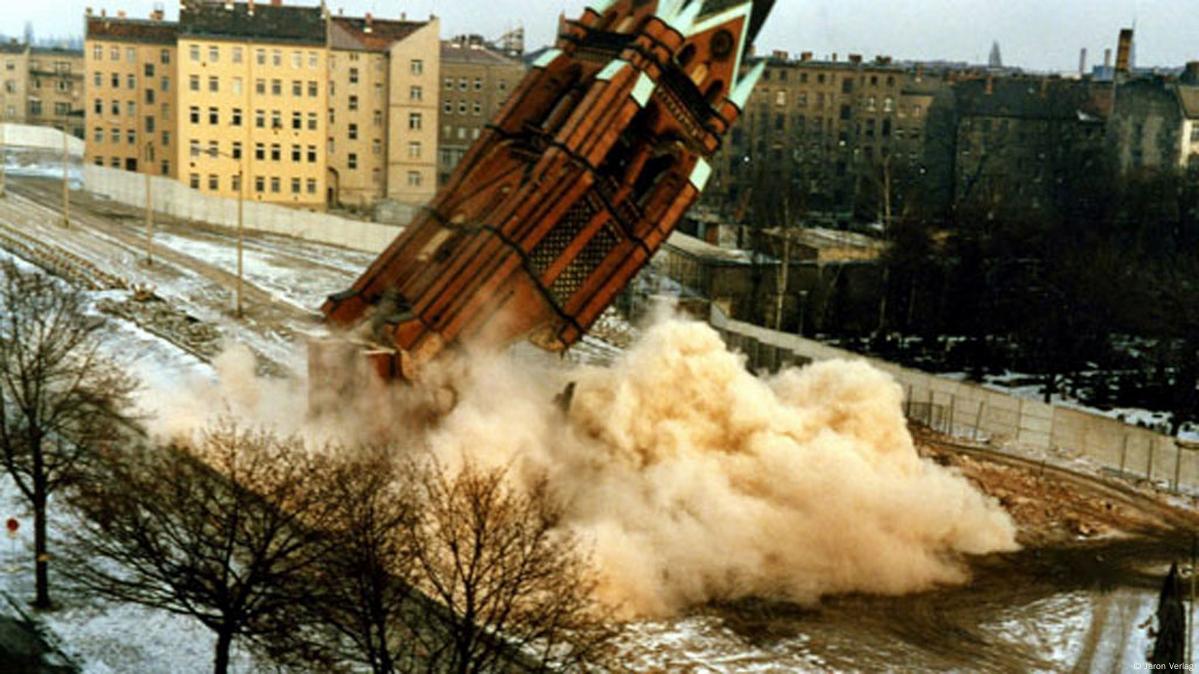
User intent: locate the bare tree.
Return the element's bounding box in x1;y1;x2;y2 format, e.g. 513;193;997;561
402;460;618;674
0;259;135;609
59;422;343;674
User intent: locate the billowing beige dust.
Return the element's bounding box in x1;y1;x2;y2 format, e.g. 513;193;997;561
145;318;1019;618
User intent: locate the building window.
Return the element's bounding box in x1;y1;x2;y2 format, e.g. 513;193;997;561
270;110;281;129
232;77;242;95
111;128;120;143
93;45;102;60
232;108;242;126
94;157;103;167
255;143;265;160
474;78;483;90
207;140;218;157
270;176;280;193
189;45;200;62
349;67;359;84
348;153;357;170
189;75;199;91
307;112;317;130
271;79;281;96
458;102;467;114
189;106;200;124
408;141;420;158
307;145;316;162
231;173;241;192
111;158;120;168
292;111;302;129
349;95;358;111
208;107;219;125
256;49;266;65
255;109;265;128
145;88;155;104
232;141;242;159
348;123;358;140
271;50;281;67
161;49;170;64
161;160;170;175
93;99;102;114
411;59;423;75
372;168;381;185
290;177;300;194
93;71;102;87
162;130;170;146
410;85;422;101
307;80;317;97
444;77;453;90
308;52;318;69
208;174;219;190
255;175;265;192
270;144;280;161
208;76;218;93
473;102;482;116
232;47;243;64
112;73;120;88
306;178;316;194
208;46;219;63
255;79;265;95
93;127;103;142
145;115;155;133
372;139;381;156
190;173;200;189
443;101;452;114
161;76;170;92
409;112;422;130
291;80;301;96
407;171;421;187
291;144;301;161
111;100;120;115
373;110;383;126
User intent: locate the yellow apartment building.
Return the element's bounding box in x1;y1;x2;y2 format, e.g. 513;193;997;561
1;42;30;124
327;14;439;209
85;9;178;175
437;36;525;184
177;0;327;208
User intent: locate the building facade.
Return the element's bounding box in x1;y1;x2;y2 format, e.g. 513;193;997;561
1;42;30;124
437;36;524;184
327;14;439;209
84;10;177;175
706;53;947;225
177;0;328;209
27;47;85;138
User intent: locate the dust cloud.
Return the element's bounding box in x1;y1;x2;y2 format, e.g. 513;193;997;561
145;317;1019;619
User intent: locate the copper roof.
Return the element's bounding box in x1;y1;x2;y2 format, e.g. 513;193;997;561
86;16;179;44
329;16;425;53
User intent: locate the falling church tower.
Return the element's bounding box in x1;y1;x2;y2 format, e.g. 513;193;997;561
321;0;776;381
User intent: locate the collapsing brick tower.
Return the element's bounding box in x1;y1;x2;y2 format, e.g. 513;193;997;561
321;0;775;381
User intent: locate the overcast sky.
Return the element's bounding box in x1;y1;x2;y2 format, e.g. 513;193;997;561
4;0;1197;72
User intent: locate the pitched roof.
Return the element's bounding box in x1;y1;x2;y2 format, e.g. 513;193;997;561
180;0;325;46
441;40;523;67
86;16;179;44
329;16;425;53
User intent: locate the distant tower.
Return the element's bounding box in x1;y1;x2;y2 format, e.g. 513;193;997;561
1079;48;1087;76
1116;28;1133;74
988;41;1003;69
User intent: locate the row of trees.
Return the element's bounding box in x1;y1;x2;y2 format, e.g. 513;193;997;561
0;259;615;673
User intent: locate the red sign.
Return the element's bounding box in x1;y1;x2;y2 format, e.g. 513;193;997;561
5;518;17;534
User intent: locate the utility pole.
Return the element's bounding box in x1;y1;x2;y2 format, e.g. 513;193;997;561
144;142;154;265
61;127;69;227
0;123;6;199
236;166;244;318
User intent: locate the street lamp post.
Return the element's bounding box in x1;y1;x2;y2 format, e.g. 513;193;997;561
199;146;246;317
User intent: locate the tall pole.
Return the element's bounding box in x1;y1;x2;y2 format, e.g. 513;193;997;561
236;167;244;318
144;142;153;266
0;123;6;198
61;127;69;227
1190;534;1196;666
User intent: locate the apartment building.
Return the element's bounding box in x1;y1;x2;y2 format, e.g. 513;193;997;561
177;0;328;208
84;9;178;175
327;14;439;209
28;47;85;137
437;35;524;184
1;42;30;124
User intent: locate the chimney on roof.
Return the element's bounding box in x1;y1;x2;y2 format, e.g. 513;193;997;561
364;12;373;33
401;12;407;20
100;8;106;17
772;50;787;60
1103;48;1112;69
117;10;126;18
985;75;993;95
848;54;862;65
151;7;165;20
247;0;254;15
270;0;282;6
1079;48;1087;77
830;53;837;62
800;51;812;62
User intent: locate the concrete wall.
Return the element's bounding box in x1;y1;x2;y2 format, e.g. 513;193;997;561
84;164;402;253
710;306;1199;492
0;122;86;156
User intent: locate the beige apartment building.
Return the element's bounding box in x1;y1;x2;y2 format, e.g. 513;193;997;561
177;0;328;209
328;14;439;209
85;9;178;175
28;47;85;138
437;36;525;184
1;42;30;124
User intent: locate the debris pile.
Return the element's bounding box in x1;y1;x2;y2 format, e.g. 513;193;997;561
97;293;221;360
